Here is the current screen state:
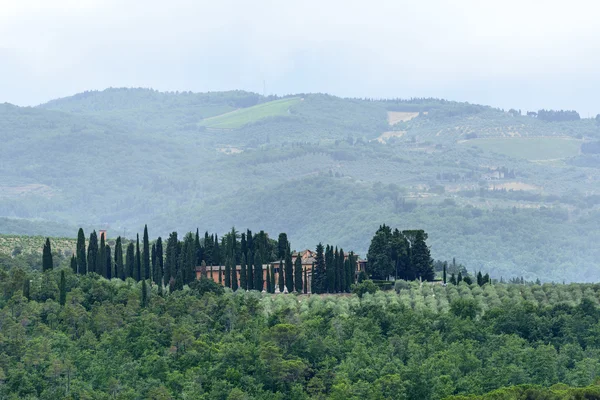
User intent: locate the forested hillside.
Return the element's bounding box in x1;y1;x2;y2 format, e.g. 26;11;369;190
2;88;600;281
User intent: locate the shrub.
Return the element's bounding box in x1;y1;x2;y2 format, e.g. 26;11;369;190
352;280;378;298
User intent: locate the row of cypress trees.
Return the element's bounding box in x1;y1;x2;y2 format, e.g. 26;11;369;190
311;243;358;294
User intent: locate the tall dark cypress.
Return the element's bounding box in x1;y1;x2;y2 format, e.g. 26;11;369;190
270;265;276;294
23;279;31;300
218;265;222;285
338;249;345;293
231;258;238;291
115;237;124;280
155;237;164;285
346;252;356;291
241;233;247;259
105;245;112;279
240;254;247;290
151;243;157;283
303;266;308;294
224;257;231;288
443;262;447;285
59;270;66;306
141;280;148;308
87;231;98;276
254;252;263;291
278;260;285;292
126;243;135;279
411;230;434;281
266;265;272;293
277;233;288;260
313;243;326;294
135;234;141;281
213;234;220;267
76;228;86;274
143;225;150;281
98;233;106;276
42;238;53;271
325;245;334;293
194;229;202;266
294;254;303;293
247;251;254;290
70;254;77;274
285;245;294;293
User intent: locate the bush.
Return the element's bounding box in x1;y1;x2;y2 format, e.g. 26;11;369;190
189;278;224;297
394;280;410;293
352;280;379;298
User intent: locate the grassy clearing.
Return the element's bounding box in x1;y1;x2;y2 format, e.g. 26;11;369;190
387;111;419;125
201;97;301;129
460;137;581;160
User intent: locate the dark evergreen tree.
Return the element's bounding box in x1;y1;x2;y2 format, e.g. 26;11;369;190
231;258;238;291
450;273;457;285
457;272;463;284
59;270;66;306
443;262;447;285
338;249;345;293
312;243;326;294
477;271;483;286
135;234;141;281
70;254;77;274
303;266;308;294
254;252;263;291
240;254;247;290
366;225;393;280
151;243;156;283
241;233;247;259
181;232;196;285
285;244;293;293
294;253;303;293
411;230;434;281
155;237;164;285
105;245;112;279
247;251;254;290
195;228;202;266
98;233;106;276
270;265;276;294
266;264;272;293
277;233;288;260
213;234;220;267
87;231;98;276
218;265;222;285
23;278;30;300
165;232;179;284
115;237;124;280
224;257;231;288
42;238;53;271
76;228;86;274
278;260;285;292
483;273;490;285
126;243;135;279
143;225;150;281
141;280;148;308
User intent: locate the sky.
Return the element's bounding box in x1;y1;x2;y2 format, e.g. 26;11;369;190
1;0;599;115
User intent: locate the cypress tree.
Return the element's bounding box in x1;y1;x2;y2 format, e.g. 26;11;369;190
331;247;338;293
277;233;288;260
338;249;345;293
218;265;222;285
303;266;308;294
483;273;490;285
443;261;447;285
135;234;141;281
285;245;294;293
23;278;30;300
224;257;231;288
59;270;67;306
98;233;106;276
278;260;285;292
240;254;247;290
87;231;98;276
266;265;272;293
411;230;434;281
231;258;238;291
126;243;135;279
76;228;86;274
346;252;357;291
313;244;326;294
143;225;150;281
241;233;247;259
155;237;164;285
294;254;303;293
477;271;483;286
195;229;202;266
115;237;124;280
105;245;112;279
175;269;184;291
254;252;263;291
42;238;53;271
457;272;463;284
141;280;148;308
270;265;276;293
213;234;220;267
450;273;457;285
70;254;77;274
247;251;254;290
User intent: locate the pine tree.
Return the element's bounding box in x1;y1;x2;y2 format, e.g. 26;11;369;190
105;245;112;279
254;252;263;291
278;260;285;292
23;279;30;300
76;228;86;274
126;243;135;279
285;245;293;293
87;231;98;275
231;258;238;291
247;251;254;290
303;266;308;294
313;244;326;294
143;225;150;281
59;270;66;306
266;265;272;293
294;253;303;293
135;234;141;281
42;238;53;271
98;233;106;276
240;254;247;290
70;254;77;274
115;237;124;280
141;280;148;308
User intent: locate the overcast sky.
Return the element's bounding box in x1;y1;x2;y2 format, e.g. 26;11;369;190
1;0;599;115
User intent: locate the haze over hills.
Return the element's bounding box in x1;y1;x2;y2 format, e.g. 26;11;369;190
2;87;600;282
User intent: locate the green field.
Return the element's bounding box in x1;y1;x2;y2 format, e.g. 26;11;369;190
460;137;582;160
201;97;301;129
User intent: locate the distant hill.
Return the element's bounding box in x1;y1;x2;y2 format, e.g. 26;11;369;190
2;88;600;281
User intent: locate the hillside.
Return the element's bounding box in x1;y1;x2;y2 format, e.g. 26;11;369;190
2;89;600;281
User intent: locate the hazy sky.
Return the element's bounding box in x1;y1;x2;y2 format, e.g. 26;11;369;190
1;0;599;115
